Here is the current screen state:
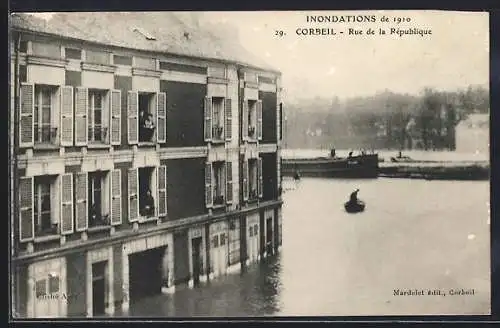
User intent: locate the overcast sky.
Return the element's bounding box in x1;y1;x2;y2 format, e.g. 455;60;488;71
31;11;489;101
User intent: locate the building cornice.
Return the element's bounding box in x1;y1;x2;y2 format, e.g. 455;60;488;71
27;55;67;68
81;62;117;73
132;67;162;78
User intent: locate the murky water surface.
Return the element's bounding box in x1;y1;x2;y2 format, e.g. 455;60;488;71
121;175;490;317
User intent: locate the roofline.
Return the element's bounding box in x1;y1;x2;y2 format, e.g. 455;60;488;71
10;26;282;75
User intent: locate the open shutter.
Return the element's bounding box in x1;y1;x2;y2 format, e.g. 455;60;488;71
226;161;233;204
258;157;263;198
157;165;167;216
110;169;122;225
75;87;88;146
127;91;138;144
205;162;213;208
75;172;88;231
128;168;139;222
157;92;167;143
19;83;34;148
279;103;283;141
224;98;232;141
60;86;74;146
19;177;34;242
242;100;248;141
60;173;74;235
242;159;249;201
110;89;121;145
204;96;212;142
257;99;263;141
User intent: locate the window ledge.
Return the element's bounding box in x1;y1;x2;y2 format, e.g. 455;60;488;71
207;76;229;85
33;144;60;150
27;55;67;68
33;234;60;244
212;203;225;209
87;143;111;149
139;216;158;223
211;139;225;145
246;138;258;144
88;225;112;233
244;81;259;89
81;62;117;73
138;142;156;147
132;68;162;78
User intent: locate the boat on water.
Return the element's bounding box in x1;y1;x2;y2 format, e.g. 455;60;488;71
344;200;366;213
282;152;379;179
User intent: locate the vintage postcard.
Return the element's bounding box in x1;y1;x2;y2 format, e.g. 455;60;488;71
9;10;490;318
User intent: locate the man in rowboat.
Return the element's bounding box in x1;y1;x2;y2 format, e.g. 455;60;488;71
349;188;360;203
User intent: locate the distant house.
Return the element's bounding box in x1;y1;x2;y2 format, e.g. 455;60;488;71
455;113;489;154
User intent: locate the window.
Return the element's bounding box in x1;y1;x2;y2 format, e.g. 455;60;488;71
254;224;258;237
138;93;156;142
138;167;156;217
212;97;224;140
65;48;82;60
212;234;219;248
35;279;47;298
245;72;258;83
248;159;258;201
134;56;156;70
88;171;110;227
32;42;61;58
34;85;58;144
86;50;110;65
114;55;132;66
247;100;257;139
213;161;225;206
19;40;28;53
208;66;226;79
35;273;60;298
88;90;108;143
34;176;58;237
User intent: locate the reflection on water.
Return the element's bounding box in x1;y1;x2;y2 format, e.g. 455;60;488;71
124;178;490;317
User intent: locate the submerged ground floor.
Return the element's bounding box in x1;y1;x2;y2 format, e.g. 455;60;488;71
13;205;282;318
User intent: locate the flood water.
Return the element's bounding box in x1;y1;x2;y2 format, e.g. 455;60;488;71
122;177;490;317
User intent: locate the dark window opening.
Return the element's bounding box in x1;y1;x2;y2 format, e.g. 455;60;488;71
34;175;58;237
211;97;224;141
65;48;82;60
213;161;225;205
34;85;57;144
139;167;155;217
139;93;156;142
248;159;258;201
113;55;132;66
88;90;108;143
88;171;109;227
19;40;28;53
248;100;257;139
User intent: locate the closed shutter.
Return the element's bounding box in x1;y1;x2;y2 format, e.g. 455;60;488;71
19;83;34;147
60;173;74;234
279;103;283;141
157;165;167;216
204;96;212;142
157;92;167;143
110;89;121;145
258;158;263;198
128;168;139;222
60;86;74;146
75;172;88;231
127;91;138;144
242;159;248;201
224;98;232;141
226;161;233;204
19;177;34;242
242;100;248;141
205;162;213;208
110;169;122;225
75;87;88;146
257;100;263;141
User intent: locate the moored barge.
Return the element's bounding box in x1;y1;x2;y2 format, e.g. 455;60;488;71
282;154;379;178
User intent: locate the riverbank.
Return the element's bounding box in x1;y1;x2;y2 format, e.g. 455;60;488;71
378;161;490;180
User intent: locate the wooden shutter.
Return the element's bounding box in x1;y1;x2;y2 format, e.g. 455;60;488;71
258;157;263;198
19;176;34;242
128;168;139;222
279;103;283;141
110;89;121;145
204;96;212;142
127;91;138;144
226;161;233;204
224;98;232;141
75;87;88;146
242;100;248;141
257;99;263;141
242;159;248;201
75;172;88;231
157;165;167;216
205;162;213;208
60;86;74;146
110;169;122;225
19;83;34;147
157;92;167;143
60;173;74;234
